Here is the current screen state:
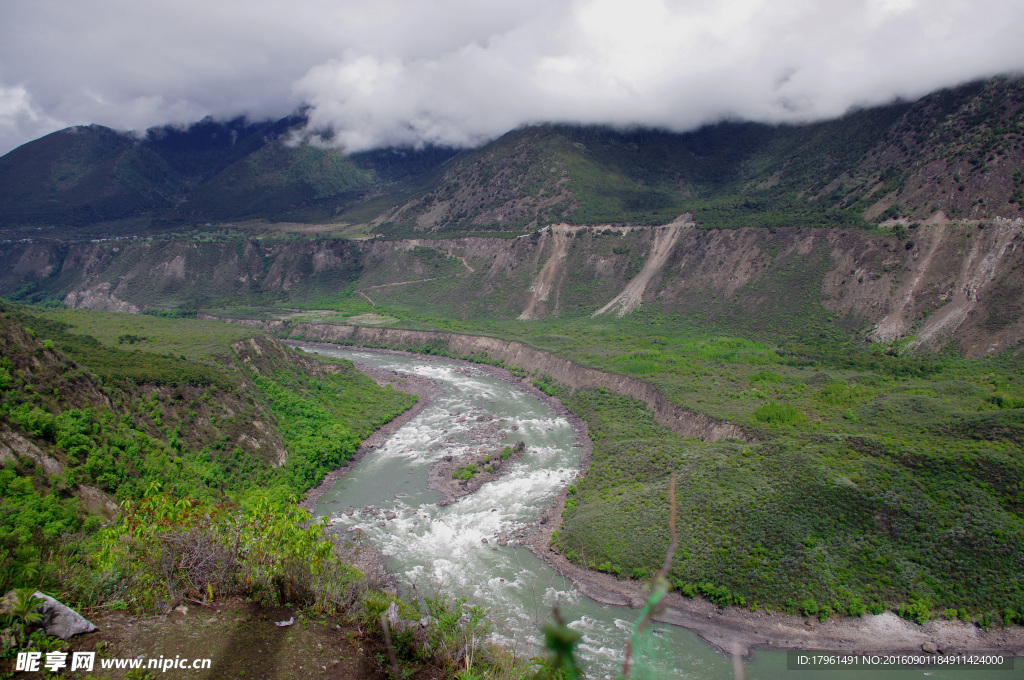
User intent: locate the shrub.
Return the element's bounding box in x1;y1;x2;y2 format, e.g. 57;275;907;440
817;381;873;407
95;491;363;615
753;402;807;425
453;464;478;481
898;597;931;625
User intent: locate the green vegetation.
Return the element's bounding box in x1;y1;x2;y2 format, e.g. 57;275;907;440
752;402;806;425
3;281;65;308
453;463;479;481
550;385;1024;624
96;490;361;613
11;307;236;388
0;465;84;592
0;589;67;672
5;483;546;680
288;302;1024;624
0;301;537;679
0;302;414;602
0;301;822;675
545;124;873;228
247;363;415;495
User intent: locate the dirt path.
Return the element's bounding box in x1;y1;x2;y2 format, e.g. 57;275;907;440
358;277;440;291
456;255;475;273
66;602;386;680
355;290;376;308
353;276;446;310
593;220;688;317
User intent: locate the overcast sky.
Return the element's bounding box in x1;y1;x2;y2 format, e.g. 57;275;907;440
1;0;1023;155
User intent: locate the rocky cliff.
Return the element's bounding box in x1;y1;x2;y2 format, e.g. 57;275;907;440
3;215;1024;356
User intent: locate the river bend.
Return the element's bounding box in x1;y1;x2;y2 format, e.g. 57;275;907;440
303;346;1018;680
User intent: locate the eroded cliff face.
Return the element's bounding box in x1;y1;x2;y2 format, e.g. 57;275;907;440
4;218;1024;355
352;220;1024;355
0;239;361;311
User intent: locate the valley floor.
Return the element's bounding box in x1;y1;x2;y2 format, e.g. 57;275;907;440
300;344;1024;660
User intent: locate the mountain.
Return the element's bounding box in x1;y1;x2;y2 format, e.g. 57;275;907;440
1;77;1024;355
375;77;1024;234
1;77;1021;235
0;116;298;228
0;115;458;230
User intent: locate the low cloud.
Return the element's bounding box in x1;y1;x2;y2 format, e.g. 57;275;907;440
1;0;1023;155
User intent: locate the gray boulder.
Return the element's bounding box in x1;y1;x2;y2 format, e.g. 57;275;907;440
32;592;98;640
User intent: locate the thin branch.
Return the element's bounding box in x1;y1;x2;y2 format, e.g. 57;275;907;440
380;613;402;680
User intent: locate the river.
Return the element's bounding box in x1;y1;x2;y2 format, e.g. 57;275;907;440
302;345;1019;680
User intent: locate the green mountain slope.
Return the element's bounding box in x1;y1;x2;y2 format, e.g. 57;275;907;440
0;117;458;230
374;78;1024;235
0;301;414;597
1;77;1022;234
0;125;175;226
0;76;1022;238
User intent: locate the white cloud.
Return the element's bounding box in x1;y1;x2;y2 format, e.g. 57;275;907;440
1;0;1022;155
0;83;66;153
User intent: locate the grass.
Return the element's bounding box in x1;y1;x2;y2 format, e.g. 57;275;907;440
274;300;1024;623
551;385;1024;622
31;307;255;364
10;307;236;388
752;402;806;425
